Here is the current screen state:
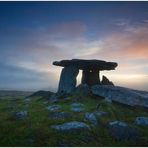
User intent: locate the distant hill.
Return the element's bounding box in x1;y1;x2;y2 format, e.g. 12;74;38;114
0;90;34;99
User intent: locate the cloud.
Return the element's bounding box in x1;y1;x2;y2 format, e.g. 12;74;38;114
1;19;148;91
81;20;148;62
0;62;58;91
48;21;87;38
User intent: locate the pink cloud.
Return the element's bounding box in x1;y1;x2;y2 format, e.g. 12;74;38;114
48;21;87;38
88;22;148;61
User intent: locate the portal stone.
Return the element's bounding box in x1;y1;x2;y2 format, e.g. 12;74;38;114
81;69;100;86
58;66;79;93
53;59;118;94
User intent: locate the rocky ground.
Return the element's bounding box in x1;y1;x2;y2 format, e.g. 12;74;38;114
0;90;148;146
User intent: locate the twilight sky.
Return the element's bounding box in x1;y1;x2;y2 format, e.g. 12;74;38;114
0;1;148;92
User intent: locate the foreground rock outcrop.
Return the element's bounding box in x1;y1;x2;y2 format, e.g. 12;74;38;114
135;117;148;126
28;90;54;99
91;85;148;108
108;121;139;140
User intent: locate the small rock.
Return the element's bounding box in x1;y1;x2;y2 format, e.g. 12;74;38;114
94;111;108;117
13;111;27;119
109;121;128;127
49;112;72;120
108;120;138;141
51;121;90;132
24;98;31;102
135;117;148;126
71;102;84;107
84;112;98;125
71;107;84;112
46;105;61;112
43;101;48;105
70;103;85;112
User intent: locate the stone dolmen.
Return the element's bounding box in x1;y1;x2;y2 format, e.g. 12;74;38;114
53;59;118;94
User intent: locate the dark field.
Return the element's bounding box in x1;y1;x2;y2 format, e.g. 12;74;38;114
0;90;148;146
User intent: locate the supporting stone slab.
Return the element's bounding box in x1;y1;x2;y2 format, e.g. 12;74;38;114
58;66;79;94
81;69;100;86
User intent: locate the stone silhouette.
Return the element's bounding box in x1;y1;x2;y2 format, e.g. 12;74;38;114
101;75;114;85
53;59;118;93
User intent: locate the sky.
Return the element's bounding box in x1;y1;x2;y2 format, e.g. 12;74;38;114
0;1;148;92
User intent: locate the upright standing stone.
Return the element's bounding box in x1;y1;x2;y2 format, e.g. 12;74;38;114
58;66;79;93
82;69;100;86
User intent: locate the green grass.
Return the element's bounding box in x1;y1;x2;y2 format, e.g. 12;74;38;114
0;94;147;146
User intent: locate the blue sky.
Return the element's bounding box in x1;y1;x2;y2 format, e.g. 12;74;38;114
0;1;148;92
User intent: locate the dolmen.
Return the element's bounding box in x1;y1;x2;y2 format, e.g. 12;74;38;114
53;59;118;94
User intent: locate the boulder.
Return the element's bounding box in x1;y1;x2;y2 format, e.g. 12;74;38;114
49;112;72;120
51;121;90;132
84;112;98;125
58;66;79;94
108;121;138;140
101;75;114;85
46;105;61;112
91;85;148;108
135;117;148;126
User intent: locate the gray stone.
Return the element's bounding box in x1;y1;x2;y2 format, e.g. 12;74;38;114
101;75;114;85
84;112;98;125
71;107;84;112
46;105;61;112
53;59;118;71
108;120;138;141
13;111;27;119
51;121;90;132
94;111;108;117
71;102;84;107
28;90;54;99
49;112;72;120
109;121;128;127
70;103;85;112
135;117;148;126
58;66;79;94
82;69;100;86
91;85;148;108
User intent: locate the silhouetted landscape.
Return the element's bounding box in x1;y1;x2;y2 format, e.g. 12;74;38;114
0;1;148;147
